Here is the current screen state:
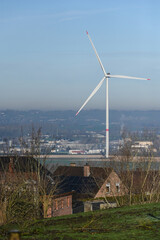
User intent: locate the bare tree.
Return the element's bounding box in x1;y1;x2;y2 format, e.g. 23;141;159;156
0;127;62;225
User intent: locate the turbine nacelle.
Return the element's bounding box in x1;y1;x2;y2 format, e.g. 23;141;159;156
105;73;111;78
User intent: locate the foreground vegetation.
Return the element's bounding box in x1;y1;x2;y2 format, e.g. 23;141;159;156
1;202;160;239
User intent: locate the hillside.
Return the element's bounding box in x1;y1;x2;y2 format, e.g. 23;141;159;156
0;109;160;138
1;203;160;239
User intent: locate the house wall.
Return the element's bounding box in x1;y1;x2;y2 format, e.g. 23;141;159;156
84;202;92;212
95;171;128;198
46;195;72;218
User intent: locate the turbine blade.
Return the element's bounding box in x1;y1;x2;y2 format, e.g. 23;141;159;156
86;31;107;76
76;77;105;116
108;74;150;81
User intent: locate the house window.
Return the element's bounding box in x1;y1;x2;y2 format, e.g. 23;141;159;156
106;183;110;193
116;183;120;193
55;200;58;210
67;197;70;207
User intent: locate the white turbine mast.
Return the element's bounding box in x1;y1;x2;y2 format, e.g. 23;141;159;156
76;31;150;159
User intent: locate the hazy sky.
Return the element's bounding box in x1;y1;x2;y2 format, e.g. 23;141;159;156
0;0;160;110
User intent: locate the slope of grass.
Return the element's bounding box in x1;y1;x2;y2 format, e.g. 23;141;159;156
1;202;160;239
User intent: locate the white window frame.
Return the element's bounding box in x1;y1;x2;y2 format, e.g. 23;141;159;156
116;183;120;193
106;183;110;193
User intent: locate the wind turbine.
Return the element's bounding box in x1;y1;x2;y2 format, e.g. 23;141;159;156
76;31;150;159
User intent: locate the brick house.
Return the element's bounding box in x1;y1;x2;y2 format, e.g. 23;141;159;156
54;163;127;199
0;156;55;223
94;169;127;198
46;192;74;218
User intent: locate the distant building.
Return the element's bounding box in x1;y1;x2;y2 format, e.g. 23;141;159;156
88;149;102;154
132;141;153;149
131;141;157;152
69;150;85;154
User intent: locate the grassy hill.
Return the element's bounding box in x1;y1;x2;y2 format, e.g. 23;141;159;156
1;202;160;239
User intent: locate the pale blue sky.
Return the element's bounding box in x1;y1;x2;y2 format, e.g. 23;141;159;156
0;0;159;110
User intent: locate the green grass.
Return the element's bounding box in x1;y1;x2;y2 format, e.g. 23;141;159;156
1;203;160;239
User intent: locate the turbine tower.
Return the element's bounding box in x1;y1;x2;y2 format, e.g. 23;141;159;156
76;31;150;158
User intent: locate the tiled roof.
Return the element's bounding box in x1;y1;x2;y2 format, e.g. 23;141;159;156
56;176;98;197
0;156;51;175
54;165;113;179
0;156;54;191
54;166;84;177
53;165;113;197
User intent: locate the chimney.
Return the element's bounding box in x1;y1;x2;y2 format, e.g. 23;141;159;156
70;163;76;167
84;163;90;177
9;157;14;173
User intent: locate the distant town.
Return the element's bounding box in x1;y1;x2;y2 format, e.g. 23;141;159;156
0;109;160;156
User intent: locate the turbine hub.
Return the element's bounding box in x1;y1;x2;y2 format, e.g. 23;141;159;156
106;73;111;78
